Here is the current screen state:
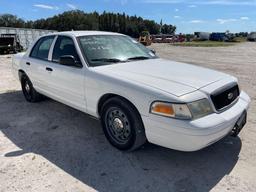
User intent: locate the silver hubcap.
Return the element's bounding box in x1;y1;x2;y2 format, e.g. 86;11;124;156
25;82;30;92
113;118;124;130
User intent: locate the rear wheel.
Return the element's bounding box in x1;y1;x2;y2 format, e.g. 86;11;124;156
101;97;146;151
21;75;43;102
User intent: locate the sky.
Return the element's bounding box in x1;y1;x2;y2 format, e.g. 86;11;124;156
0;0;256;33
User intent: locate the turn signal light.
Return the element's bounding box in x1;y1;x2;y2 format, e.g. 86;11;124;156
151;102;175;117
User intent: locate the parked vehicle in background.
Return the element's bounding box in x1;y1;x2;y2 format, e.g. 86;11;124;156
174;34;186;42
0;34;23;54
138;31;152;46
247;32;256;41
12;31;250;152
210;33;228;41
152;35;163;43
210;32;235;42
152;34;185;43
152;35;174;43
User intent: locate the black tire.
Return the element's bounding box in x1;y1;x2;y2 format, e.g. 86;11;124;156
101;97;146;151
21;75;43;102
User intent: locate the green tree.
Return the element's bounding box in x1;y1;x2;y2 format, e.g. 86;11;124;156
0;11;176;37
161;24;176;34
0;14;25;28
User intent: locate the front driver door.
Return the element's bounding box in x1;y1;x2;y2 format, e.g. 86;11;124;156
44;35;86;112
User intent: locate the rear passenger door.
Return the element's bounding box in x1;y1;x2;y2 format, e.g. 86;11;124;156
27;35;55;90
45;35;86;112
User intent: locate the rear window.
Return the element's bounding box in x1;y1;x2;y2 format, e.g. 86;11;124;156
30;36;55;60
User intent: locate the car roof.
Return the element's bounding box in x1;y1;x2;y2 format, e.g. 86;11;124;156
48;31;125;37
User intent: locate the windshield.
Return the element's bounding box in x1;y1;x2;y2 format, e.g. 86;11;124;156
78;35;157;66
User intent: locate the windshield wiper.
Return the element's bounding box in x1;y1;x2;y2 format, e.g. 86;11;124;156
91;56;150;64
126;56;150;61
91;58;124;63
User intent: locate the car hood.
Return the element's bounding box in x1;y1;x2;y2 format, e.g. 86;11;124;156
92;58;230;97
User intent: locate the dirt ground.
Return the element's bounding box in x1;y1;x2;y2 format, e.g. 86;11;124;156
0;42;256;192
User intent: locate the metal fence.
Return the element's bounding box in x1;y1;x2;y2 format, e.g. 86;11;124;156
0;27;56;50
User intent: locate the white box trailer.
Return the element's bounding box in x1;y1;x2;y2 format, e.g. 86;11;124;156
0;27;56;50
194;32;211;41
248;32;256;42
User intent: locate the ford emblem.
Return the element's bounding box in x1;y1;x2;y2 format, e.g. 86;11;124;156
228;92;234;100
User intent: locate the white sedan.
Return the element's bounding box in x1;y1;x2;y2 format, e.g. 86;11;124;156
12;31;250;151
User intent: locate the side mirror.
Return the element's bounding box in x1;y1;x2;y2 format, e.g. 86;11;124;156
149;48;156;55
59;55;82;67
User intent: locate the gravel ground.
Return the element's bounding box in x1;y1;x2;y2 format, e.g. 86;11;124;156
0;42;256;192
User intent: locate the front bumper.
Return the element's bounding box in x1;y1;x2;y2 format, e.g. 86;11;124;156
142;91;251;151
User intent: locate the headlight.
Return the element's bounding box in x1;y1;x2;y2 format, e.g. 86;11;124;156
150;99;213;120
150;102;192;119
187;99;213;119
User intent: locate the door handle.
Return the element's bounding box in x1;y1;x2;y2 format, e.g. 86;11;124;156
46;67;53;72
26;62;30;65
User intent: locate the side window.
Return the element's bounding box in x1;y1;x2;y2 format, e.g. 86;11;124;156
30;36;55;60
52;36;80;63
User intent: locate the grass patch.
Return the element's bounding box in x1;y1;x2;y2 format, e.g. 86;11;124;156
171;41;237;47
232;36;247;42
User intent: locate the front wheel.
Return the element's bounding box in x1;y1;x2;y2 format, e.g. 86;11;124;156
21;75;43;102
101;97;146;151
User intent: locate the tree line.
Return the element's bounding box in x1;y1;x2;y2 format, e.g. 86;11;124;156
0;11;176;37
